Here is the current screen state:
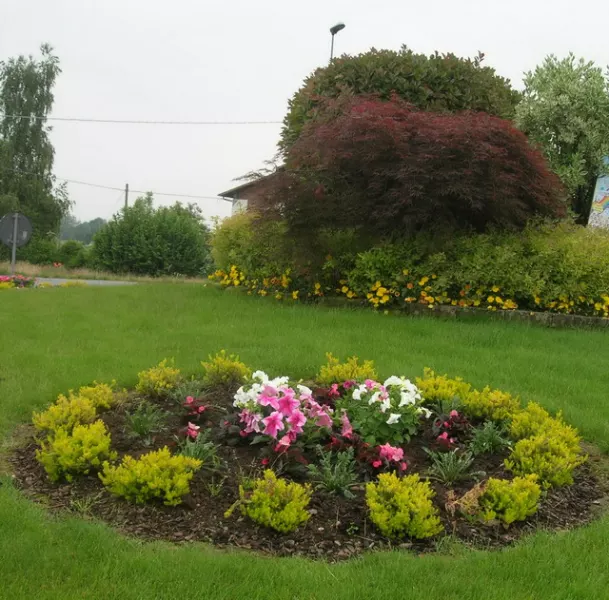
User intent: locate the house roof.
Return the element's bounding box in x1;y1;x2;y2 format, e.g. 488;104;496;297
217;180;261;198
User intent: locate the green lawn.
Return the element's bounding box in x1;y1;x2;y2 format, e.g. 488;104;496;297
1;284;608;600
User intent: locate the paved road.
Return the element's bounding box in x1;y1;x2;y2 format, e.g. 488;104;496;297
35;277;136;287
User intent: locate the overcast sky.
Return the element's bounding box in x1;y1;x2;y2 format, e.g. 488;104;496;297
2;0;608;223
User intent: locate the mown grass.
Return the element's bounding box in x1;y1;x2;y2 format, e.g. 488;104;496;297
1;284;609;599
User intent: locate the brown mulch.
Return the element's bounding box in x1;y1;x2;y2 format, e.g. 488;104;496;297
8;393;608;562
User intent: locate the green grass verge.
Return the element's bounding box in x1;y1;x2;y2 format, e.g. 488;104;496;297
1;284;608;599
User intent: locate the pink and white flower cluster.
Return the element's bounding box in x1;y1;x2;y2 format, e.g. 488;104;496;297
233;371;333;450
349;376;431;424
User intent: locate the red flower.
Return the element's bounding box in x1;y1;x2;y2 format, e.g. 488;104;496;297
261;458;270;466
372;460;382;468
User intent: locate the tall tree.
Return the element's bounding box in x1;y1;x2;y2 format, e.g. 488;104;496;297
0;44;70;235
516;54;609;223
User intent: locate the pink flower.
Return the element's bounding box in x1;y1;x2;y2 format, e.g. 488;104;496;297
343;380;355;390
197;405;207;414
399;461;408;471
372;460;382;468
443;421;450;428
449;410;460;418
340;411;353;439
262;411;285;438
287;410;306;434
259;385;280;410
261;458;269;466
275;433;294;451
438;432;449;440
365;379;377;390
186;422;200;439
239;409;262;434
328;384;340;399
315;411;333;428
378;443;404;463
185;396;194;405
277;391;300;416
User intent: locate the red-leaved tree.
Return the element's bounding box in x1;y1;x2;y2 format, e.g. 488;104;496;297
259;96;566;236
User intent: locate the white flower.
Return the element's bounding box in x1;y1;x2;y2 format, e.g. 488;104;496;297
418;407;432;419
386;413;401;425
270;376;289;387
368;391;382;405
379;398;392;413
297;384;312;397
383;376;405;388
352;385;367;401
252;370;269;384
399;390;417;407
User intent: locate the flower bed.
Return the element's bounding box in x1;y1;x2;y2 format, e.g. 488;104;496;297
0;275;34;289
11;353;605;560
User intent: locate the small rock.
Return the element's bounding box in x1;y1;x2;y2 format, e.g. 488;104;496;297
334;540;341;547
317;527;325;532
285;539;295;547
309;509;318;516
399;543;412;550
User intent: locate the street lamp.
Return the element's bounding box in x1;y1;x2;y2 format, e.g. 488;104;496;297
329;22;345;62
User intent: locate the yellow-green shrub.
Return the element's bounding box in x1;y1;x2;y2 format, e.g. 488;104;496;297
135;359;181;398
236;470;312;533
366;473;443;539
36;420;116;482
32;395;97;435
201;350;251;390
505;435;586;487
415;368;472;405
99;447;201;506
479;475;542;526
0;281;16;290
75;381;117;410
462;386;520;421
317;353;377;385
509;403;581;451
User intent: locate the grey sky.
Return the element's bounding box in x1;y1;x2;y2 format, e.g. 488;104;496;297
2;0;607;223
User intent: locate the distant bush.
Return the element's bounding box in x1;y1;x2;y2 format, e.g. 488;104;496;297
16;236;59;265
93;194;212;276
58;240;88;268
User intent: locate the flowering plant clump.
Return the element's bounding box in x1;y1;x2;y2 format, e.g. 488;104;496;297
337;376;431;446
432;409;470;450
371;443;408;472
184;396;208;420
0;274;35;289
233;371;334;450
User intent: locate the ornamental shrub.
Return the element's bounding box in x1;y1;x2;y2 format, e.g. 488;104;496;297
236;470;312;533
201;350;251;391
36;420;116;482
32;395;97;435
99;447;201;506
136;359;181;398
58;240;87;268
416;369;471;407
366;473;443;539
317;353;378;385
75;381;117;410
479;475;542;526
505;435;586;487
282;46;520;151
509;402;581;451
462;387;521;422
265;96;565;239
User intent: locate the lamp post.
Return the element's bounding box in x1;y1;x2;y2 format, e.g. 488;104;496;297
329;22;345;62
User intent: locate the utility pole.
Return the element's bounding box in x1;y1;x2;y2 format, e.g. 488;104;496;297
124;183;129;209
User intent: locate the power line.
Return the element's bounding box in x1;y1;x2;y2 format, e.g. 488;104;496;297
0;113;281;126
2;167;232;202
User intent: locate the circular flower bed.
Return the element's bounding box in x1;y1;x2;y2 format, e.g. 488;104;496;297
10;353;605;560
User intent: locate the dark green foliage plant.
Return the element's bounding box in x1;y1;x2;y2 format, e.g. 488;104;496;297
93;194;212;276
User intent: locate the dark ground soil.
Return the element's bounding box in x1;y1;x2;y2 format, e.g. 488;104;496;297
9;390;608;561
